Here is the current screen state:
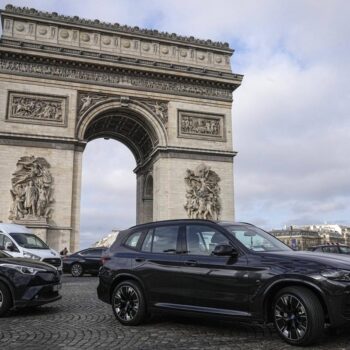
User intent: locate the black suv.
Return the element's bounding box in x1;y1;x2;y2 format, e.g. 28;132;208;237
98;220;350;346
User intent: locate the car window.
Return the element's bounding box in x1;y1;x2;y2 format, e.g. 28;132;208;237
141;230;153;252
322;246;339;254
0;234;13;250
339;246;350;254
185;225;229;256
152;226;179;254
314;247;323;252
125;231;143;249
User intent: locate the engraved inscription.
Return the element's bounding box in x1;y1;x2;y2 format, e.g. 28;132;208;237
7;92;67;126
178;110;225;140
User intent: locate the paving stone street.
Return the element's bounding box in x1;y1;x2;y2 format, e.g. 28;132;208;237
0;276;349;350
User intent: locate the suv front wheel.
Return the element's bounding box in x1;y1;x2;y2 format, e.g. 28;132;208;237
273;286;324;346
112;280;146;326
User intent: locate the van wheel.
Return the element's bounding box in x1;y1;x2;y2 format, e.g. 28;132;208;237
0;281;12;317
273;286;324;346
112;280;146;326
71;263;83;277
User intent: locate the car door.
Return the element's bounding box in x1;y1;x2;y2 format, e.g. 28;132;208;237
179;223;254;314
134;224;186;306
80;249;103;272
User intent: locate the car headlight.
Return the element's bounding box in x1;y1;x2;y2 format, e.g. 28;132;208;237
0;263;46;275
23;252;41;260
321;269;350;282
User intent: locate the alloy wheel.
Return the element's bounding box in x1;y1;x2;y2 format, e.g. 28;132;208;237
274;294;308;341
71;264;83;277
113;285;140;322
0;290;3;308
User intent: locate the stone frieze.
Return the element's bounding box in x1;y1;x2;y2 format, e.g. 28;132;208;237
0;56;233;101
6;92;67;126
178;110;225;140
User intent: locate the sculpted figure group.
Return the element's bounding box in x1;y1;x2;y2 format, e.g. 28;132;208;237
9;156;54;221
184;163;221;220
11;96;63;121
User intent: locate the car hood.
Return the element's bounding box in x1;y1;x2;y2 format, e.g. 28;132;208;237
0;257;57;271
21;247;60;258
260;250;350;269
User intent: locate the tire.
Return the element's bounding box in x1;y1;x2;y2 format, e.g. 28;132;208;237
0;281;12;317
273;286;324;346
70;263;84;277
111;280;146;326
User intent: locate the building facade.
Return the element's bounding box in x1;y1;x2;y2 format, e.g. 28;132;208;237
0;5;242;252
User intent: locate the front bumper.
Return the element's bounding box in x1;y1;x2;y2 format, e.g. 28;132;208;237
14;282;62;308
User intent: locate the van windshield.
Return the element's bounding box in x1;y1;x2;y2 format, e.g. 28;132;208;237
10;233;49;250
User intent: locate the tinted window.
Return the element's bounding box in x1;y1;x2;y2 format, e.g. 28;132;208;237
339;246;350;254
125;231;143;249
141;230;153;252
152;226;179;254
83;249;105;257
314;247;323;252
322;246;339;254
186;225;229;256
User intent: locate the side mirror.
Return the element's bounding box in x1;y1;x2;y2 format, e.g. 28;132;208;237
5;242;14;252
212;244;238;257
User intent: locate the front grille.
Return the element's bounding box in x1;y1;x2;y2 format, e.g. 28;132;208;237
42;258;62;268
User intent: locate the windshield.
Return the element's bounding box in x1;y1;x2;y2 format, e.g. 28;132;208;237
10;232;49;249
223;225;292;252
0;251;11;258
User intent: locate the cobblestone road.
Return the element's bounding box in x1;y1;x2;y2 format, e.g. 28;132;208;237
0;276;349;349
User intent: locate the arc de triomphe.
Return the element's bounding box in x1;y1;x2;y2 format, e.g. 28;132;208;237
0;5;242;252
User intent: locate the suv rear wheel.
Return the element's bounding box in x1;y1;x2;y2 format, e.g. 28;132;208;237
273;286;324;346
112;280;146;326
0;281;12;317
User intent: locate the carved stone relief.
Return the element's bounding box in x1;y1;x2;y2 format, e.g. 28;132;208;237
6;92;67;126
0;57;232;101
178;110;225;140
77;92;169;127
9;156;54;222
184;163;221;220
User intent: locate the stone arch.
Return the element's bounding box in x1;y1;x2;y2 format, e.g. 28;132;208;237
76;97;167;151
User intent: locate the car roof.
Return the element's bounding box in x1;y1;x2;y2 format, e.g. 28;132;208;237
0;223;32;234
128;219;254;230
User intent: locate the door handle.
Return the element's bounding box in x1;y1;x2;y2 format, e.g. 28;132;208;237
184;259;197;266
135;257;145;263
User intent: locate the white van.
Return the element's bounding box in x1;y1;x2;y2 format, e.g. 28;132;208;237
0;223;62;272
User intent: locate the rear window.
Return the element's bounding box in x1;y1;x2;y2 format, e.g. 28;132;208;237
124;231;143;249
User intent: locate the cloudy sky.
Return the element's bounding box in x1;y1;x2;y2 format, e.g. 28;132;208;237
2;0;349;248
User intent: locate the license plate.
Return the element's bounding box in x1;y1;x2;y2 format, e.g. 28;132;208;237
53;284;62;292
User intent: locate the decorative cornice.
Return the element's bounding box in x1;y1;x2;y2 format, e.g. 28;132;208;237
0;51;237;101
0;38;240;81
2;4;231;51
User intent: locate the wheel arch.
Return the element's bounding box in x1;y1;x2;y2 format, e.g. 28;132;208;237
263;279;329;323
0;275;15;308
110;273;147;303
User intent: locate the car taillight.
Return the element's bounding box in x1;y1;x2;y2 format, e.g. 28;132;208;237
101;256;111;265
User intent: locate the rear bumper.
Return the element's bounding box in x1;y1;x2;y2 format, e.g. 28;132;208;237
97;277;111;304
